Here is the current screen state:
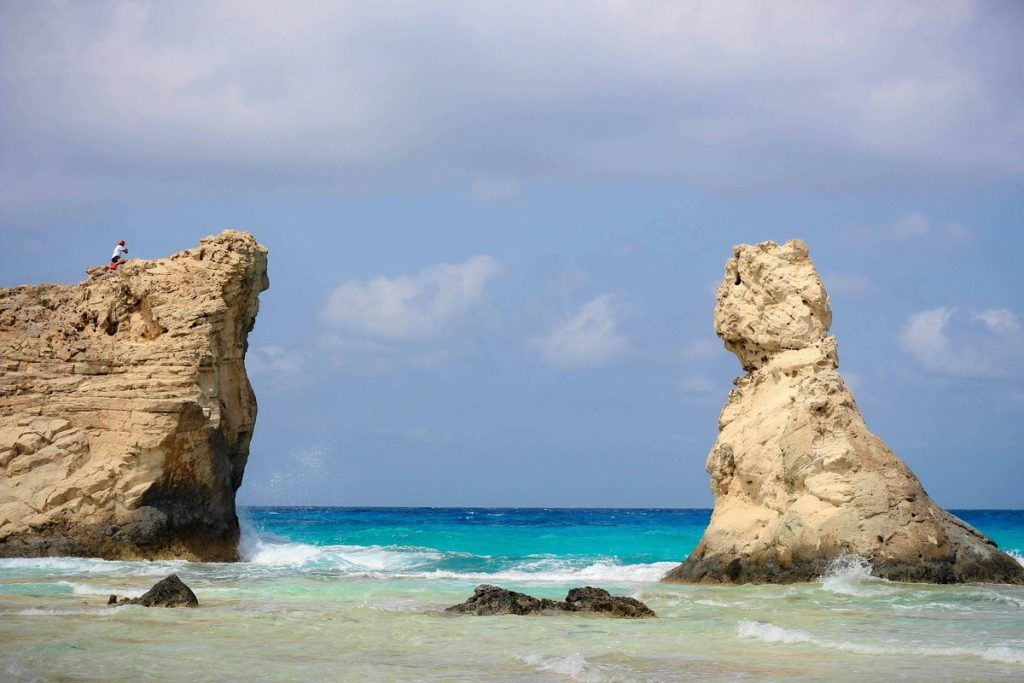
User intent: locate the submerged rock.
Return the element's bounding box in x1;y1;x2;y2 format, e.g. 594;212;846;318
109;574;199;608
445;584;656;617
663;240;1024;585
0;231;268;561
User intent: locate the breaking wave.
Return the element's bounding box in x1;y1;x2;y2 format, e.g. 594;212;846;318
738;620;1024;665
817;554;889;596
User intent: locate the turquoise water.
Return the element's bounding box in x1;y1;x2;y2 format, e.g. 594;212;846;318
1;508;1022;681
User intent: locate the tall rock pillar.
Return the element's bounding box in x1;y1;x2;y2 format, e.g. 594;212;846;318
664;240;1023;584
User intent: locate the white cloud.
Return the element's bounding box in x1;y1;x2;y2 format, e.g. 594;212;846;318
900;306;1023;377
890;213;930;240
974;309;1021;334
321;255;499;343
533;294;629;368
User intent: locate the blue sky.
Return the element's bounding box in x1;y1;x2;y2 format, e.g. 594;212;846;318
1;1;1022;508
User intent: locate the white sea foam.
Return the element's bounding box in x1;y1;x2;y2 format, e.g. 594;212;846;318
1008;549;1024;569
1;606;123;617
0;556;186;577
238;525;675;583
408;560;678;584
519;653;602;682
241;535;443;573
817;554;888;596
57;581;144;598
738;620;1024;665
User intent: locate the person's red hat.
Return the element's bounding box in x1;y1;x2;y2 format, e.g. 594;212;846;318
119;240;126;245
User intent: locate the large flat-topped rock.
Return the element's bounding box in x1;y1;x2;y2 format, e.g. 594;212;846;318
0;231;268;561
664;240;1023;584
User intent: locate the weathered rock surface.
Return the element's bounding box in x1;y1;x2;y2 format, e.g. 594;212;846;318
563;586;657;617
445;584;563;615
664;240;1024;585
109;574;199;607
0;231;268;561
445;584;656;617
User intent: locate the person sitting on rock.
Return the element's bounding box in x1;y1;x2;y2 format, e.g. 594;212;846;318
109;240;128;270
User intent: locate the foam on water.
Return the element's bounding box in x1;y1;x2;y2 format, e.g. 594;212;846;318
1;606;124;617
817;554;889;596
237;523;674;583
738;620;1024;664
1009;549;1024;568
410;560;678;584
519;653;602;682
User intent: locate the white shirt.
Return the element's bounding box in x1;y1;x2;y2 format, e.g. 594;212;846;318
112;244;128;259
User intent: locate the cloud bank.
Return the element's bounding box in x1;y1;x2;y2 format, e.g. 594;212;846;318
2;0;1022;217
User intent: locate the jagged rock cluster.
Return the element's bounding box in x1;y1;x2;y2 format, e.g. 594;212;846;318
0;231;268;561
446;585;656;617
664;240;1024;584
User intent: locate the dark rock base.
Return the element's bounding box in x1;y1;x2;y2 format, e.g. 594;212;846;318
663;550;1024;585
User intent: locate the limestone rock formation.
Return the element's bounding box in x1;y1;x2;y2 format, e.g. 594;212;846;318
0;231;268;561
445;584;656;617
664;240;1024;584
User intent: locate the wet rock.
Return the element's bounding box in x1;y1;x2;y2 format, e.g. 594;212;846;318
563;586;656;618
445;584;655;618
123;574;198;608
444;584;561;615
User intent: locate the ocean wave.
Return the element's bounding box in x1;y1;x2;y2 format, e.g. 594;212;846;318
1;606;124;617
0;556;187;577
519;653;605;682
236;526;674;583
403;560;678;584
738;620;1024;665
1008;549;1024;569
817;555;890;596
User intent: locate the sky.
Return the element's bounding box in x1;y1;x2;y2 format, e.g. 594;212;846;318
1;1;1022;508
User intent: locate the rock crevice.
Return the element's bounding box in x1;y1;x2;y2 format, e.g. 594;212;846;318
664;240;1023;584
0;231;268;561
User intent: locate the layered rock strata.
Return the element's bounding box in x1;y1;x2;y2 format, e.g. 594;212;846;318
664;240;1023;584
0;231;268;561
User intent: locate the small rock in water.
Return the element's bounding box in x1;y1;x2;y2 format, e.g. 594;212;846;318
564;586;657;618
444;584;560;615
107;594;117;605
123;574;198;608
445;584;655;618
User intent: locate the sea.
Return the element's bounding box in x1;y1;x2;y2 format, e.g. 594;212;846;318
1;508;1022;682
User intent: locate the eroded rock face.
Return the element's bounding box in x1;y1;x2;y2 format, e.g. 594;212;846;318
664;240;1024;584
0;231;268;561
